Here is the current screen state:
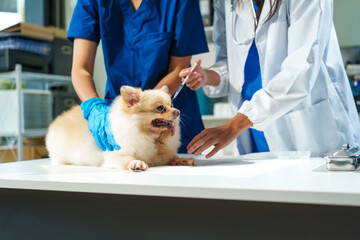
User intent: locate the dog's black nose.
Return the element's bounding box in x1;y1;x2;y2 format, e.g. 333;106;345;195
173;109;180;118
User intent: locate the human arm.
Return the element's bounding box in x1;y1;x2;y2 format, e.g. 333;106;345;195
71;38;99;101
202;0;229;98
178;0;228;96
187;113;253;158
67;1;119;151
68;0;101;99
156;55;221;96
187;0;334;157
178;59;221;91
154;56;191;95
157;0;208;95
239;0;333;131
71;38;119;151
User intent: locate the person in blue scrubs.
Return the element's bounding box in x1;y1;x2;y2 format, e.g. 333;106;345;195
67;0;209;153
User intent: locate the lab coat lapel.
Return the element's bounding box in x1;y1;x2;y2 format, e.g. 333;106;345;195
235;0;255;42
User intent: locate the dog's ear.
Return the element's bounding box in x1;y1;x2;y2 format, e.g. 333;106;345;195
160;85;169;94
120;86;141;108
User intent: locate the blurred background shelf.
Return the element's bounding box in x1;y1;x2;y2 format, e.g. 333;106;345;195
0;64;74;162
0;70;71;81
202;115;231;122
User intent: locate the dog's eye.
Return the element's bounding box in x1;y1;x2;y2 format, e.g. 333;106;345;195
157;105;166;112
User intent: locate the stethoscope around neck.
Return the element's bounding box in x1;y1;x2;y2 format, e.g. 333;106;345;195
231;0;259;45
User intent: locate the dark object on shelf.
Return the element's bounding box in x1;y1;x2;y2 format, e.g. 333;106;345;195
354;94;360;112
0;33;52;55
0;49;48;73
0;32;73;75
346;64;360;112
0;33;51;73
0;23;54;41
52;87;80;119
49;38;73;76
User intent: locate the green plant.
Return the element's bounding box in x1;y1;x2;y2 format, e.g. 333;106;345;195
0;79;26;89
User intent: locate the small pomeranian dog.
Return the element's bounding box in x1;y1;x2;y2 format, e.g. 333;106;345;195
45;85;196;171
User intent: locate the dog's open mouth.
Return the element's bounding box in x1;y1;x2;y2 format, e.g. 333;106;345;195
151;119;175;136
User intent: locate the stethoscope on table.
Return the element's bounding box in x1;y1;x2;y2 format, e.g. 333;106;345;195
231;0;258;45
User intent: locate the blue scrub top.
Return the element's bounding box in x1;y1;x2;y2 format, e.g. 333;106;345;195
67;0;209;153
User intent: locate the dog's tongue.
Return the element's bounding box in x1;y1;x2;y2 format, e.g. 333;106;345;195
170;121;175;136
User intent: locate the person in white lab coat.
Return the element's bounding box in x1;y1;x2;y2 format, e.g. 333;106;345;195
180;0;360;158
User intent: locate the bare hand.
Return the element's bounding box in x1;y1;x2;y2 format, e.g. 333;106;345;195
187;113;253;158
178;59;207;91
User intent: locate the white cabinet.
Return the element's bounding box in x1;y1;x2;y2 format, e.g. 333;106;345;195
0;64;71;161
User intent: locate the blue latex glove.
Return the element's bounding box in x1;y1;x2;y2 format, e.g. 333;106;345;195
80;97;120;151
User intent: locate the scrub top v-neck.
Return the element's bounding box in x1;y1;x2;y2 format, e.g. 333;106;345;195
68;0;209;153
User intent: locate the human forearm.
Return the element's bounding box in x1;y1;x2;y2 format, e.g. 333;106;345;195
155;70;182;95
204;69;220;87
177;59;221;91
72;38;99;102
187;112;252;158
72;68;99;102
155;55;192;95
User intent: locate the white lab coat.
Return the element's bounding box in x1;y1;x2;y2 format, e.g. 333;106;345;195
203;0;360;157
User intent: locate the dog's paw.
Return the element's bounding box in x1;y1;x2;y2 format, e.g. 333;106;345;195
128;160;149;171
169;157;196;166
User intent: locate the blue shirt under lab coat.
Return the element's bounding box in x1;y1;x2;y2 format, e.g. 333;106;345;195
67;0;209;153
241;1;269;153
242;41;269;153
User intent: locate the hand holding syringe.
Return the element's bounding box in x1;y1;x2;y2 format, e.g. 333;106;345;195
173;59;208;99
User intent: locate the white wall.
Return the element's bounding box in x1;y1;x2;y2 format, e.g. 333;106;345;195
333;0;360;47
0;0;24;31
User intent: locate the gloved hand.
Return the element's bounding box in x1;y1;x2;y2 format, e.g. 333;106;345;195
80;97;120;151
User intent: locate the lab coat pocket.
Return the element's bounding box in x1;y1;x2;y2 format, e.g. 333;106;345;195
141;32;173;79
266;100;341;157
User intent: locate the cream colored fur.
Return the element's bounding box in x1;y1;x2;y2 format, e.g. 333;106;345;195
45;86;196;171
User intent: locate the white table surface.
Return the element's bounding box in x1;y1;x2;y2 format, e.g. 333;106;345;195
0;152;359;207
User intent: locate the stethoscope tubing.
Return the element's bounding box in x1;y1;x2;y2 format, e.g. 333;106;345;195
230;0;258;45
